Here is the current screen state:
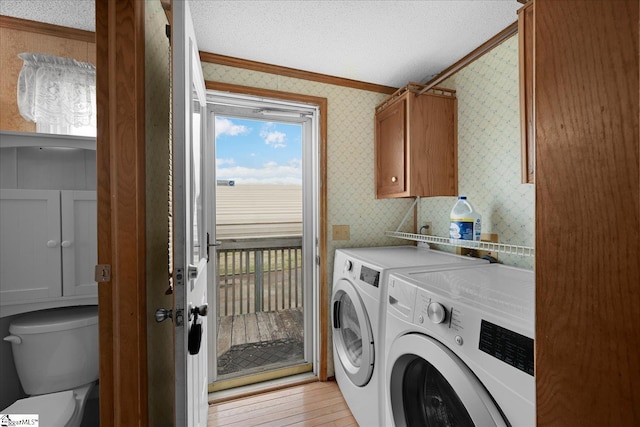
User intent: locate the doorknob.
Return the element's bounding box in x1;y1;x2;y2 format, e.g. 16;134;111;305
155;308;172;323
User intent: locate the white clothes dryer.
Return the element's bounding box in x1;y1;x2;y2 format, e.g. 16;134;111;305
331;246;488;427
383;264;535;427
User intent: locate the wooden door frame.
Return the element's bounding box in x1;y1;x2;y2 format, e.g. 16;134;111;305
535;0;639;425
96;0;148;425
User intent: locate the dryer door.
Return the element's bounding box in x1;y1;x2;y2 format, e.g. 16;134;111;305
388;334;507;427
332;278;374;387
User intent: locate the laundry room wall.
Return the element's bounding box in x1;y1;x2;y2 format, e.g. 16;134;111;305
145;0;174;424
201;31;534;377
419;34;535;270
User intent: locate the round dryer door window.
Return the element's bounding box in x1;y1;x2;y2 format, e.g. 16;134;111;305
332;278;374;387
388;334;507;427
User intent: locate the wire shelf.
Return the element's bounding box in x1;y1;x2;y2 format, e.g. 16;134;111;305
385;231;535;257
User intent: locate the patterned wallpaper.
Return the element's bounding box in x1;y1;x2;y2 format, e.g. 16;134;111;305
420;34;534;269
145;0;174;423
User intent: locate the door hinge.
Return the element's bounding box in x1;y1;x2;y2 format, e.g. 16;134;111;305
95;264;111;282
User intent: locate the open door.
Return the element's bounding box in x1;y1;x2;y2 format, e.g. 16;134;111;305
173;1;209;425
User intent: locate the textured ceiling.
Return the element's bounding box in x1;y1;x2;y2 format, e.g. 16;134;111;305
1;0;522;88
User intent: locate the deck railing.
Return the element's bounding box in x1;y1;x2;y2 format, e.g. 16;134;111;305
216;237;303;316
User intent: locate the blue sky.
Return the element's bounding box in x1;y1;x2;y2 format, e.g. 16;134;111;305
215;116;302;185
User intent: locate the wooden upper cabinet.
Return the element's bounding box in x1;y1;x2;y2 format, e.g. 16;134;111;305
518;1;535;183
375;83;457;199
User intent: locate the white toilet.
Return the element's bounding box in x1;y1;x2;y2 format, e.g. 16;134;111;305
2;306;98;427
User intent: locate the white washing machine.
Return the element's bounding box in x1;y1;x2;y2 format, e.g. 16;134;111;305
331;246;488;427
383;264;535;427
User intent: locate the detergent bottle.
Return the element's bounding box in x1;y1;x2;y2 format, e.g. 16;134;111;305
449;196;482;246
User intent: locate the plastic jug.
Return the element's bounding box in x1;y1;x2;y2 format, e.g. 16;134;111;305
449;196;482;246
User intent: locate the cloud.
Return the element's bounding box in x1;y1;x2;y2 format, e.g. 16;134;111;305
217;159;302;185
216;158;235;167
215;117;250;137
260;123;287;148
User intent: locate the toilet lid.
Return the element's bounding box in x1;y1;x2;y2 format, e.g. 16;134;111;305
3;390;75;425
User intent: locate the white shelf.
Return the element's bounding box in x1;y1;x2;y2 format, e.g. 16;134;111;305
0;131;96;150
385;231;535;257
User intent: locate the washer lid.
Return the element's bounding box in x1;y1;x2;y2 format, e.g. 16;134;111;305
9;306;98;335
3;390;76;425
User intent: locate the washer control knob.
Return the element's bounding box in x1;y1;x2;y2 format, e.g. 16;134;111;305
427;302;447;324
344;260;353;272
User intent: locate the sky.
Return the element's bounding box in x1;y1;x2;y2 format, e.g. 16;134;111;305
215;116;302;186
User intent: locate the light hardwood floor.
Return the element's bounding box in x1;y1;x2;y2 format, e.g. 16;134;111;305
208;381;357;426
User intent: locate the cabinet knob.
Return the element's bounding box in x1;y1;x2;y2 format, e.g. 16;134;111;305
391;176;397;183
61;240;72;248
46;240;58;248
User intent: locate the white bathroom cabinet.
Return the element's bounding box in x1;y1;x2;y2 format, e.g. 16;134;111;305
0;189;97;304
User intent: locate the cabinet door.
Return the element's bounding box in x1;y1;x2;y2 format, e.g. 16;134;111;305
61;191;97;296
376;98;406;198
0;189;62;302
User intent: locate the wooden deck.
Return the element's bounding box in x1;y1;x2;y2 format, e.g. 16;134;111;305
217;307;304;358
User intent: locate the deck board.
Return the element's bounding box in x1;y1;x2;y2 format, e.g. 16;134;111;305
244;313;260;343
217;307;304;357
230;314;246;347
256;311;273;341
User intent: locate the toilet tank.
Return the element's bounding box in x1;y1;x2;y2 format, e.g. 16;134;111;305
6;306;99;395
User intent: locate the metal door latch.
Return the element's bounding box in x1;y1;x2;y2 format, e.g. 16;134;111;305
95;264;111;282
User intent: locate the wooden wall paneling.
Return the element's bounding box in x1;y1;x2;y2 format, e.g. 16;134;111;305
0;21;95;133
96;0;148;426
535;0;639;425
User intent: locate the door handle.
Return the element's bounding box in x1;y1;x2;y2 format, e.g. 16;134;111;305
187;303;208;355
333;300;341;329
190;303;208;319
